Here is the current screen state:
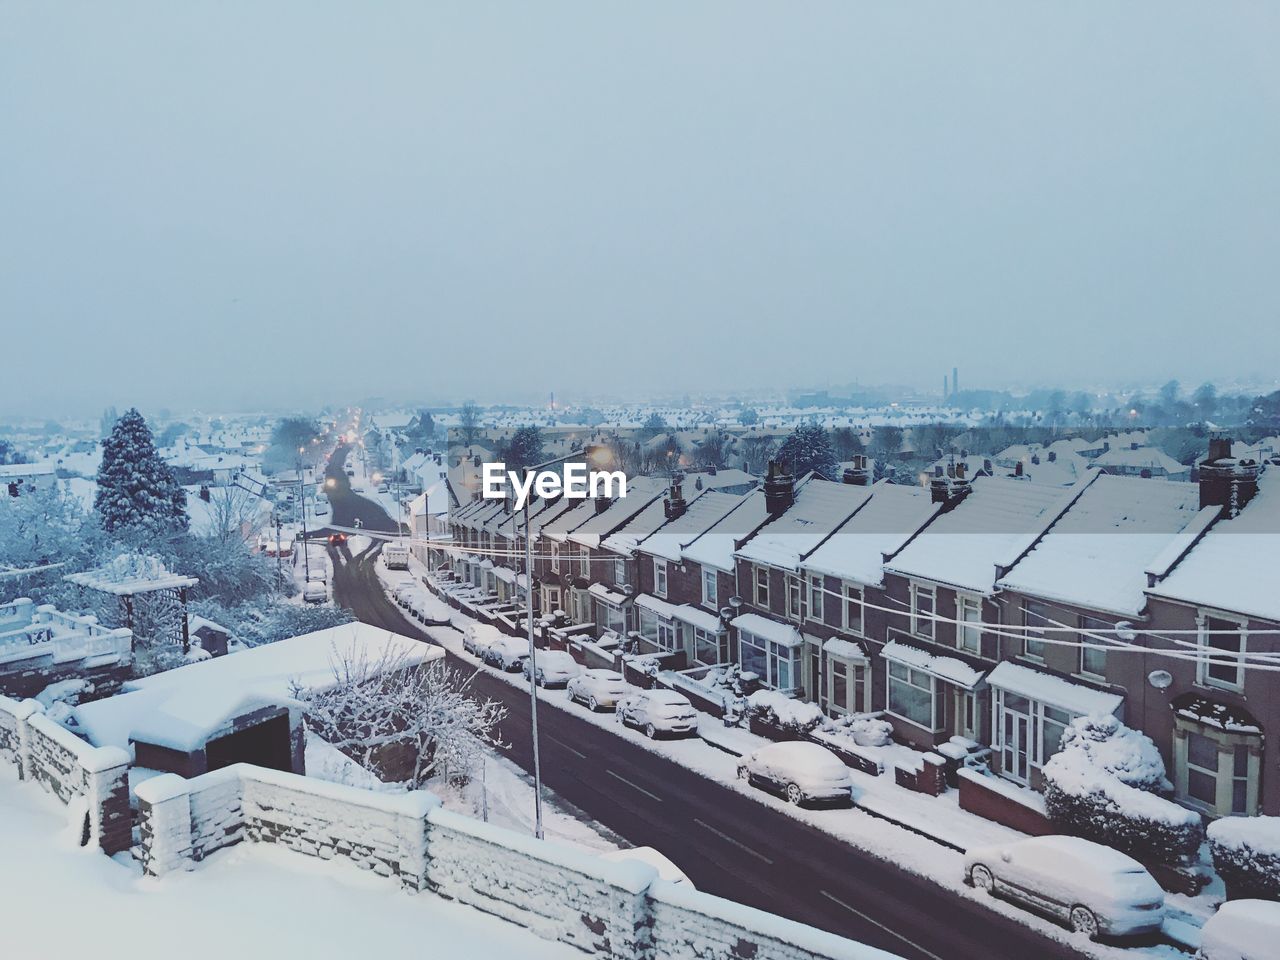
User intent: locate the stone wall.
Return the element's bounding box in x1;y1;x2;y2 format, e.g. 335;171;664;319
0;694;132;854
132;762;898;960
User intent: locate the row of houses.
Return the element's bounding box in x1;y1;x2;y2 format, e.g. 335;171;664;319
426;439;1280;820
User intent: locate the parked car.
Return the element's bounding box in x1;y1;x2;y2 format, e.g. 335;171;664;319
522;650;581;687
482;637;529;671
313;500;330;516
616;689;697;739
302;581;328;604
736;742;852;806
352;482;365;492
600;847;694;888
566;670;629;711
1199;899;1280;960
377;482;389;493
964;835;1165;940
462;623;505;658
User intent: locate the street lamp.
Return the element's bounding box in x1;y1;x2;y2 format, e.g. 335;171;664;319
520;443;616;839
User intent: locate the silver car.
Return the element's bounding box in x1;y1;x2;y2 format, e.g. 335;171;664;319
964;835;1165;940
616;689;698;739
736;741;852;806
523;650;581;688
566;669;629;711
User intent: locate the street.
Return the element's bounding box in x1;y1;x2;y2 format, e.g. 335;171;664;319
320;446;1086;960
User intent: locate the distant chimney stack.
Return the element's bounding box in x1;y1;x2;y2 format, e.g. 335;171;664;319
1048;451;1057;462
764;460;795;516
664;473;688;521
1199;435;1260;516
842;455;870;486
1014;461;1024;477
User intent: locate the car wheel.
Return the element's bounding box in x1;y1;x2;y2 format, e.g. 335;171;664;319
970;865;994;894
645;723;657;740
736;765;748;781
1069;906;1099;940
588;695;599;712
785;783;803;805
536;670;545;687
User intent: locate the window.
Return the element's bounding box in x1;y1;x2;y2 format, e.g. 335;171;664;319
808;575;825;622
1198;613;1246;690
1041;705;1071;762
768;643;795;692
957;594;982;654
1178;728;1259;817
843;583;864;635
887;660;935;729
600;601;626;637
911;583;935;641
550;543;560;571
1079;615;1110;678
754;566;769;607
653;559;668;598
693;627;720;665
786;575;806;621
657;619;677;651
739;629;798;691
578;548;590;578
740;630;767;682
612;557;626;585
1023;600;1052;660
701;568;718;609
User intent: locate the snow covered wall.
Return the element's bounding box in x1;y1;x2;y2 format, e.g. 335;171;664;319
0;694;131;854
133;762;899;960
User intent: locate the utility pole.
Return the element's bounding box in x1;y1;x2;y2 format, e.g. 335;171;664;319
297;451;311;583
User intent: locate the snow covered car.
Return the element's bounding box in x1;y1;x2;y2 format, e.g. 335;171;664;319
964;835;1164;940
601;847;694;888
566;669;629;711
736;742;852;806
522;650;581;687
313;499;330;515
1198;899;1280;960
462;623;506;657
302;580;328;604
482;637;529;671
616;689;697;739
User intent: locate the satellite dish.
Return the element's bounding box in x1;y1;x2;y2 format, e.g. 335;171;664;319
621;583;633;595
728;596;743;609
1147;670;1173;690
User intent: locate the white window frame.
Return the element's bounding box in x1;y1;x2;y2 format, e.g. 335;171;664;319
1197;610;1247;692
754;565;770;608
842;582;864;635
612;557;626;585
739;629;798;692
549;542;560;572
1078;614;1110;679
701;568;718;609
786;574;806;622
886;660;937;730
807;574;825;623
578;547;591;578
956;593;982;654
653;558;669;598
910;582;936;641
1022;600;1052;662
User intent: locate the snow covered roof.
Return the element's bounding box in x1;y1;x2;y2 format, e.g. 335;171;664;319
566;478;667;549
0;462;56;478
822;637;867;663
588;582;629;606
735;479;872;572
636;594;723;632
1148;470;1280;622
65;554;198;596
1090;446;1190;474
599;497;671;557
881;639;983;689
73;622;441;750
801;482;941;586
130;690;304;753
996;473;1204;616
731;613;803;648
986;661;1123;715
886;476;1076;594
622;490;745;562
681;488;771;573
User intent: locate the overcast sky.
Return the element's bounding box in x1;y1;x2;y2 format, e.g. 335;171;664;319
2;2;1277;417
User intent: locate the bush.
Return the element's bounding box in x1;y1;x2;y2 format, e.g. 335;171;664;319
1209;817;1280;900
1057;714;1171;793
745;690;823;739
1043;751;1203;864
821;713;893;747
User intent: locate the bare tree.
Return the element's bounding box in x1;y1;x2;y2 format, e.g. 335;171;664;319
206;484;266;545
293;647;506;788
458;402;482;445
740;435;777;474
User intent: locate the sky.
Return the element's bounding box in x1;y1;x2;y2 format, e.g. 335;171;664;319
2;2;1278;417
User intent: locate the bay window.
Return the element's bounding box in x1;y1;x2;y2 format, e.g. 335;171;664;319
738;629;799;692
887;660;935;729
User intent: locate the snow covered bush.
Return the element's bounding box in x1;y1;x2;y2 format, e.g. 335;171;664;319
1043;748;1203;864
820;713;893;747
1055;714;1171;793
745;690;824;739
190;599;354;648
1209;816;1280;900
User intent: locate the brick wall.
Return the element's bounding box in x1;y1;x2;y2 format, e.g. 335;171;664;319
0;694;131;854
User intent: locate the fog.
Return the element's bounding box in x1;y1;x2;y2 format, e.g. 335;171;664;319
2;2;1277;416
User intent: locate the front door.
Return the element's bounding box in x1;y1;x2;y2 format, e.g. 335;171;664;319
1001;708;1030;784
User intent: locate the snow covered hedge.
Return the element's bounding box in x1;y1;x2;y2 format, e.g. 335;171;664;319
1208;816;1280;900
745;690;824;740
1043;716;1202;864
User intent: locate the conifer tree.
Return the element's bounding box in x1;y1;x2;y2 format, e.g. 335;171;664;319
95;409;188;535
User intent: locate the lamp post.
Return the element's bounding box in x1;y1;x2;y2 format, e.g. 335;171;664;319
520;442;615;839
297;449;311;584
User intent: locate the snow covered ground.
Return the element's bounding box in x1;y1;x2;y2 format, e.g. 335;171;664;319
0;765;580;960
384;566;1194;959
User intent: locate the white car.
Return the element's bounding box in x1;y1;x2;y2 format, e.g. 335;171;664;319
964;835;1165;940
601;847;694;888
1199;899;1280;960
616;689;698;739
566;670;630;711
351;482;365;492
736;741;852;806
523;650;581;688
463;623;506;658
482;637;529;671
313;500;330;515
302;581;328;604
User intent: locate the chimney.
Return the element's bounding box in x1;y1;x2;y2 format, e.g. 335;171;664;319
932;460;971;506
1014;461;1024;477
763;460;795;516
842;455;870;486
707;464;717;476
983;458;993;474
595;496;611;514
1048;450;1057;462
1199;435;1260;515
664;474;688;520
1031;454;1040;465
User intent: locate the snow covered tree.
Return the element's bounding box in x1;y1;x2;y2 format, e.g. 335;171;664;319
502;425;544;472
738;408;759;426
694;429;729;469
0;439;28;465
776;423;837;479
265;416;321;471
295;648;506;787
639;412;668;441
831;426;864;461
94;409;188;536
869;424;904;464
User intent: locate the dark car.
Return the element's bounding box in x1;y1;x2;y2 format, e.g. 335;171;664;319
327;532;348;546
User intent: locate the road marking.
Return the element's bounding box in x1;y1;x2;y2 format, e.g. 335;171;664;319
605;770;664;803
819;889;943;960
547;735;587;759
692;818;773;864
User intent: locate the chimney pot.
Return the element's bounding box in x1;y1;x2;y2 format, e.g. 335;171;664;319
764;460;795;516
